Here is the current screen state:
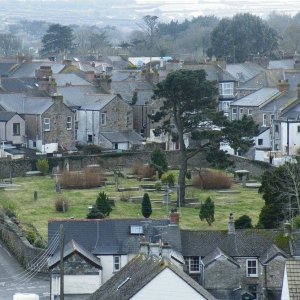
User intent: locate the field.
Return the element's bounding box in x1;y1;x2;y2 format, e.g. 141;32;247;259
0;171;264;239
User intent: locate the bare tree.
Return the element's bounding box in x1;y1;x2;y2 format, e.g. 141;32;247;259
0;33;22;56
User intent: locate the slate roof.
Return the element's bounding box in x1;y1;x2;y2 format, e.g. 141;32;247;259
281;101;300;119
284;71;300;91
202;247;240;267
10;61;65;78
285;260;300;299
0;93;53;114
259;244;288;264
87;254;216;300
0;111;16;122
268;59;295;70
261;91;297;112
100;131;144;144
181;229;289;257
111;70;142;82
226;62;266;82
48;239;102;269
48;219;181;256
80;95;117;110
0;62;17;77
231;88;281;107
52;73;92;86
56;86;102;107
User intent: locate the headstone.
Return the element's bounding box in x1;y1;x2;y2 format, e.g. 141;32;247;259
33;191;38;201
55;182;61;193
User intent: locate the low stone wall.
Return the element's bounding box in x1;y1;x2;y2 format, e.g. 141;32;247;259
0;217;47;272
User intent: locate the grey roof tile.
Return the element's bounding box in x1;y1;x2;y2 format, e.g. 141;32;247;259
0;111;16;122
53;73;92;86
87;254;217;300
268;59;295;70
260;244;288;264
202;247;240;267
226;62;266;82
181;229;289;257
231;88;281;107
286;259;300;299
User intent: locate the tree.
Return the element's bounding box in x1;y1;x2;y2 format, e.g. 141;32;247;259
0;33;22;56
95;191;112;217
211;13;279;63
235;215;253;229
41;23;74;55
199;197;215;226
141;193;152;218
139;15;159;49
87;206;104;219
258;163;300;228
150;148;168;178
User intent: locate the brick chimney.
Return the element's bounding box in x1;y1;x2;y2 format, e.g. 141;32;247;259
278;79;289;92
94;74;111;92
228;212;235;234
85;71;95;82
169;210;179;225
35;66;52;80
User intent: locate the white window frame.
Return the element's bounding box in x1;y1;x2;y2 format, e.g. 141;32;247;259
239;108;243;115
246;259;258;277
43;118;50;131
263;114;268;127
248;109;252;116
219;82;234;96
232;108;237;120
67;116;72;130
113;255;121;272
13;123;20;136
100;113;106;126
186;257;200;274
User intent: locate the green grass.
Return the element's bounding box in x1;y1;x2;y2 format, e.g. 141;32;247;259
0;173;264;239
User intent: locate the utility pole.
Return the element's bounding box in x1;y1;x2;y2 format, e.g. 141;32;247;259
60;224;64;300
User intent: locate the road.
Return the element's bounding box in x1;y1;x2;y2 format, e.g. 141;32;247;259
0;240;50;300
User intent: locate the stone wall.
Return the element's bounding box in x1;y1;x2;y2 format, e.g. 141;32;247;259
0;217;47;272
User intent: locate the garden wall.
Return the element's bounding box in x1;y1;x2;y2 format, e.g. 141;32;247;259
0;151;271;178
0;217;47;272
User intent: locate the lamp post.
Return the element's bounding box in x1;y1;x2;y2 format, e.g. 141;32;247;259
287;118;290;156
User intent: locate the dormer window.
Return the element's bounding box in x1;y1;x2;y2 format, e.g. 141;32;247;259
246;259;258;277
219;82;234;97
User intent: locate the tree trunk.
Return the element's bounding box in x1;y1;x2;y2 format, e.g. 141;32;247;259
177;145;187;207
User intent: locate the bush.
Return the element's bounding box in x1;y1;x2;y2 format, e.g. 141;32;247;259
142;193;152;218
293;215;300;229
154;182;162;191
199;196;215;226
59;167;105;189
235;215;253;229
36;159;49;175
192;170;231;189
81;144;102;155
96;192;112;217
150;148;168;178
161;172;175;187
54;196;69;213
131;164;156;180
87;206;104;219
2;202;17;218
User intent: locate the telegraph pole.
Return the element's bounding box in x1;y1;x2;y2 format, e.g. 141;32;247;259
60;224;64;300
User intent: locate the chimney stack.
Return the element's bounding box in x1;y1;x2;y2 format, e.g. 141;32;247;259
149;243;160;258
169;210;179;225
161;243;172;260
284;222;292;237
228;212;235;234
139;239;149;256
278;79;289;92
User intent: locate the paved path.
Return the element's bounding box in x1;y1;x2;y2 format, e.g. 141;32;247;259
0;240;50;300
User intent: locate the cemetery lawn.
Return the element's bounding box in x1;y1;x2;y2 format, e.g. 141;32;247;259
0;174;264;239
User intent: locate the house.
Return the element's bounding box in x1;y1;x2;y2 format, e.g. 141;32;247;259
0;111;25;146
87;245;216;300
48;239;102;300
48;216;182;285
0;93;75;152
281;259;300;300
181;214;289;300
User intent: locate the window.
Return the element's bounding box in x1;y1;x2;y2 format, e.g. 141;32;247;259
87;134;93;143
298;126;300;133
263;114;268;126
43;118;50;131
219;82;234;96
113;256;121;272
246;259;258;277
100;113;106;126
185;257;200;273
270;114;275;123
248;285;258;300
239;108;244;115
220;101;230;113
275;124;279;133
67;116;72;130
248;109;252;116
13;123;20;136
258;139;263;146
232;108;237;120
130;225;143;234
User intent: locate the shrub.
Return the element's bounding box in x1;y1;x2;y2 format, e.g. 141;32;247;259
120;192;131;202
81;144;102;155
96;192;112;217
293;215;300;229
59;166;104;189
235;215;253;229
54;195;69;213
2;202;17;218
154;182;162;191
161;172;175;187
192;170;231;189
131;164;156;180
199;196;215;226
36;159;49;175
87;207;104;219
142;193;152;218
150;148;168;178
